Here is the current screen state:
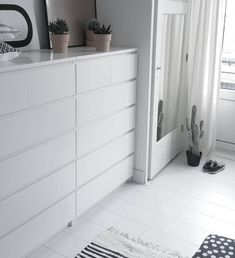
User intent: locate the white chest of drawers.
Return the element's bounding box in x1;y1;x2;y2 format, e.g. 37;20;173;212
0;47;137;258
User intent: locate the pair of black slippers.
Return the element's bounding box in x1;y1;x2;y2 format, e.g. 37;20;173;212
202;160;225;174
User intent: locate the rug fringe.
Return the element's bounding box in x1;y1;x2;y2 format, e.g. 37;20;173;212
108;227;188;258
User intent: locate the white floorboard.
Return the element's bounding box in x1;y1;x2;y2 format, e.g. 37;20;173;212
27;153;235;258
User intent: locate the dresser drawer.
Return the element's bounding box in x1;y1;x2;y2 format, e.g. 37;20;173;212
77;81;136;126
0;163;75;238
76;58;110;94
0;193;75;258
111;53;137;84
0;75;28;117
0;64;75;117
0;98;75;158
77;131;134;187
77;155;134;216
0;132;75;200
77;106;135;158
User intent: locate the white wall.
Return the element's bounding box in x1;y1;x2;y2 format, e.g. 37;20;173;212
96;0;155;183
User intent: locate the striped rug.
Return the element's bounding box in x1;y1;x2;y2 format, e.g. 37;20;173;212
75;228;189;258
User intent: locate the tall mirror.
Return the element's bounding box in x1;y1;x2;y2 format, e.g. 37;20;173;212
157;14;185;141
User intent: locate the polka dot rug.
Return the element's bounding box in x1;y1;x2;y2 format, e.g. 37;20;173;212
193;235;235;258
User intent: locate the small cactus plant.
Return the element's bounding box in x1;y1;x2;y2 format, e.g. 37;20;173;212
94;24;112;34
87;19;100;31
157;100;164;141
48;18;69;34
186;105;205;156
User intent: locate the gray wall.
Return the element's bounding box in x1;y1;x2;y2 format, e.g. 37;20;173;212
97;0;155;183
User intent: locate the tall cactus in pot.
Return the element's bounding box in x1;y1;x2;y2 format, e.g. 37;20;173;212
186;106;205;165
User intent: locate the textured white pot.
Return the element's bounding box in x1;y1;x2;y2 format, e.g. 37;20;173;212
51;34;70;53
95;34;112;52
86;30;95;41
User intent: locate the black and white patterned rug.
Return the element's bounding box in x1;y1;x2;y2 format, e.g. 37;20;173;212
193;235;235;258
75;228;188;258
75;230;235;258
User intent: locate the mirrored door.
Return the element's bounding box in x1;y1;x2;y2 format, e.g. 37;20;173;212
157;14;185;141
149;0;189;179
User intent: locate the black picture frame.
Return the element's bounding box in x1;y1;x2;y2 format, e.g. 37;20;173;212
44;0;97;49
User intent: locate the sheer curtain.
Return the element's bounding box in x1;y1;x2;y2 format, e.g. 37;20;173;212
186;0;226;156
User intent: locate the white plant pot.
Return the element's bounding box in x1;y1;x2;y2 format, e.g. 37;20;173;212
86;40;96;47
85;30;95;41
51;34;70;53
85;30;96;47
95;34;112;52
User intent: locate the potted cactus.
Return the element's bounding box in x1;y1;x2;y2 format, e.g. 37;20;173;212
94;24;112;52
48;18;69;53
186;105;205;167
86;19;100;47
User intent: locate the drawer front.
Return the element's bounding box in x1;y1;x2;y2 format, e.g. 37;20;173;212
0;64;75;116
0;163;75;238
0;98;75;158
0;76;28;117
77;155;134;216
76;58;110;94
111;53;137;84
77;131;134;187
0;133;75;200
0;194;75;258
77;106;135;158
77;81;136;126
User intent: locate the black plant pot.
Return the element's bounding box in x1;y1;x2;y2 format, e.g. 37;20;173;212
186;151;202;167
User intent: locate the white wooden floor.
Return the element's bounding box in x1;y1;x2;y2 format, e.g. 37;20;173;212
27;154;235;258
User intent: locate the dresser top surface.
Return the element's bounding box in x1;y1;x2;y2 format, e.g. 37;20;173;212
0;46;137;73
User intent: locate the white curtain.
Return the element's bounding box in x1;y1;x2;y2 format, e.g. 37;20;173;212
186;0;226;156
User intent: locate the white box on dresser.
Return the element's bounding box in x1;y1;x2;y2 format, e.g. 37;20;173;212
0;47;137;258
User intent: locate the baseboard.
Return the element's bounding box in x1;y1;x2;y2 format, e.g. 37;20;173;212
215;148;235;161
132;168;146;184
216;140;235;152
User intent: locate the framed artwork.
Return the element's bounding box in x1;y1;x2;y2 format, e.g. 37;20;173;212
0;0;41;50
45;0;97;48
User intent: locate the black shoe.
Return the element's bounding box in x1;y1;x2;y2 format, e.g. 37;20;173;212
202;160;213;172
208;161;225;174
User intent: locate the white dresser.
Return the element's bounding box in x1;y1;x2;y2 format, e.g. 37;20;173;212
0;47;137;258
